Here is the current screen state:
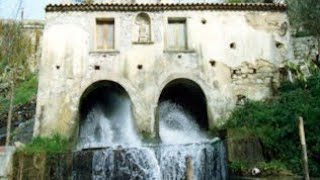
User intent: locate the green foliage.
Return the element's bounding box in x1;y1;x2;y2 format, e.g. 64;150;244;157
13;74;37;105
18;134;69;155
257;161;291;176
287;0;320;41
0;21;32;81
229;160;290;176
0;20;35;119
284;57;320;83
293;30;313;38
229;161;250;176
0;74;38;115
224;74;320;177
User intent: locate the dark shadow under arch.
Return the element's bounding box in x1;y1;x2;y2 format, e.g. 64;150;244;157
77;81;138;149
79;81;132;121
158;78;209;131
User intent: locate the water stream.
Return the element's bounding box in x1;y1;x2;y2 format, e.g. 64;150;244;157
75;97;226;179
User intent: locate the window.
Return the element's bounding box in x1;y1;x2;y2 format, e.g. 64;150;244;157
96;19;115;50
167;19;187;50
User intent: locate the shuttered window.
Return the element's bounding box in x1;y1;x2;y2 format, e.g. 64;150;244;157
96;19;114;50
167;19;187;50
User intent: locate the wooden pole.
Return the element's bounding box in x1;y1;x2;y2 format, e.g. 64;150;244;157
5;81;14;147
298;117;310;180
186;156;193;180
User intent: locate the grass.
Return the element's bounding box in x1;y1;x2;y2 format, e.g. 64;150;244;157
0;74;38;116
229;160;292;177
13;74;38;105
18;134;70;155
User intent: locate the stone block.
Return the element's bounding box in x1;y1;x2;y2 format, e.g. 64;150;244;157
226;130;265;165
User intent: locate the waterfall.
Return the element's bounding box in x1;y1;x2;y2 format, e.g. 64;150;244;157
74;96;227;179
77;93;141;149
159;101;208;144
158;101;226;179
73;141;226;180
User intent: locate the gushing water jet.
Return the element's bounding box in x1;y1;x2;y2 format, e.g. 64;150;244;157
73;79;227;179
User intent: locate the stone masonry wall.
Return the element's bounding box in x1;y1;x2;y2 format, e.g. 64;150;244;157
292;36;318;62
34;9;293;138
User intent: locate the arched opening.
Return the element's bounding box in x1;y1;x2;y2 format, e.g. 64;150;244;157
158;79;209;144
78;81;140;149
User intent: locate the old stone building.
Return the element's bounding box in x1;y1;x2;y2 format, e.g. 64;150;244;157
34;1;293;139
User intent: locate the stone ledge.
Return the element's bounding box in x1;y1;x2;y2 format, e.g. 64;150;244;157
163;49;196;53
89;50;120;54
132;41;154;45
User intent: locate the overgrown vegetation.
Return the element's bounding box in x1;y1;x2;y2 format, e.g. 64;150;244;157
0;20;37;144
0;20;33;87
0;74;37;112
229;160;292;176
13;74;37;105
12;135;71;179
224;71;320;176
18;134;70;155
288;0;320;42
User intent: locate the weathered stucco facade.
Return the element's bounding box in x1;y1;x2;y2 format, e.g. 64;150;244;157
34;2;293;139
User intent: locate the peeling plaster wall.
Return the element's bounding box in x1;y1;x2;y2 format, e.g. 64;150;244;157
34;10;293;138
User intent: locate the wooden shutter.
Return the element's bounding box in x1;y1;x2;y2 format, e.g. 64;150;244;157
96;19;114;50
167;19;187;50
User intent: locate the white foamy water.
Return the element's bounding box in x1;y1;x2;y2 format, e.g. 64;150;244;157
77;93;141;149
75;95;226;179
159;101;208;144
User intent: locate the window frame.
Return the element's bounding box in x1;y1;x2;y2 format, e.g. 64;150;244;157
166;17;188;51
95;18;116;51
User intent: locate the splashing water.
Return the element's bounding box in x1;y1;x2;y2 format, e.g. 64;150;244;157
75;95;226;179
159;101;208;144
77;93;141;149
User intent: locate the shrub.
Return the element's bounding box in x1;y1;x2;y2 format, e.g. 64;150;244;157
18;134;69;155
13;74;38;105
224;74;320;177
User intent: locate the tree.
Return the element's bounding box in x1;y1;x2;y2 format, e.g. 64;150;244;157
287;0;320;63
0;20;32;146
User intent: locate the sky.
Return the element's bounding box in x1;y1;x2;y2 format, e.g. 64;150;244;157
0;0;60;20
0;0;225;20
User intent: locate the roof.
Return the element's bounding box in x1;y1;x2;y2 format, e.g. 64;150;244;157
46;3;287;12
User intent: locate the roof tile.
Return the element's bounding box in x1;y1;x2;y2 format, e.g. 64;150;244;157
46;3;287;12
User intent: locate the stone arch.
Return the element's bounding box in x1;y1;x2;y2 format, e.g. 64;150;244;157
79;77;136;105
135;12;151;43
77;80;138;149
79;80;133;119
155;75;211;105
155;78;209;140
